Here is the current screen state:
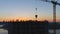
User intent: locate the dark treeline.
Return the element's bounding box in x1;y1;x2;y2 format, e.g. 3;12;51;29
0;20;48;29
0;20;60;30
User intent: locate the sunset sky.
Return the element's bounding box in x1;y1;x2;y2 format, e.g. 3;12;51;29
0;0;60;22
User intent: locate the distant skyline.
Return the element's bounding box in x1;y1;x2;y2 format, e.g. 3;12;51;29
0;0;60;22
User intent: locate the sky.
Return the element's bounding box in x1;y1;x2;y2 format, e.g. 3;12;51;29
0;0;60;22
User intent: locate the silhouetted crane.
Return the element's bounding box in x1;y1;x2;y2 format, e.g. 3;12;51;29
37;0;60;34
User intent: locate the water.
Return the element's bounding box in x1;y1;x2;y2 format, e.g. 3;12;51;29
0;25;3;27
0;29;8;34
0;29;60;34
49;29;60;34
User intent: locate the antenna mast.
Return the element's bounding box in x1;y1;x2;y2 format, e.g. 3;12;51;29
34;0;38;21
35;8;38;20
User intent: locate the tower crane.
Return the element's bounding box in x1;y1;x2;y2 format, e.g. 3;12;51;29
37;0;60;34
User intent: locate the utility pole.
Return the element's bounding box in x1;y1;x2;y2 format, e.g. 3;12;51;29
36;0;60;34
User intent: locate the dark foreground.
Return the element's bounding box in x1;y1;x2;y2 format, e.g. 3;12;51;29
0;20;48;34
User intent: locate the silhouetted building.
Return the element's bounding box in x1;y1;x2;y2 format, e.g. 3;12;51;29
8;20;48;34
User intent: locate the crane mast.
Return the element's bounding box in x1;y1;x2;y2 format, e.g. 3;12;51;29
53;1;56;34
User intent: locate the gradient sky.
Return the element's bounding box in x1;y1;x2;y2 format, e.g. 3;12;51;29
0;0;60;22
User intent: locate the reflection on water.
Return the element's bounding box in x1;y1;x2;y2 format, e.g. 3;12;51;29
49;29;60;34
0;25;3;27
0;29;8;34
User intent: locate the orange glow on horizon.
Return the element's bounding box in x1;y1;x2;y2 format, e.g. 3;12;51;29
0;17;60;22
